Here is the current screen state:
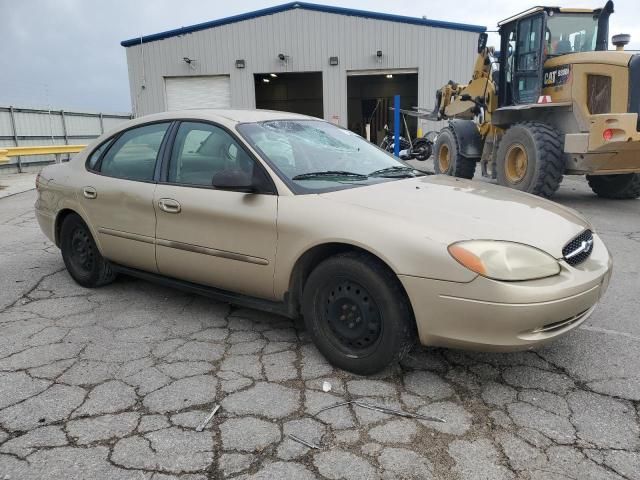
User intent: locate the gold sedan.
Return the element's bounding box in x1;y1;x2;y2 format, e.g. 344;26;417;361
35;110;612;374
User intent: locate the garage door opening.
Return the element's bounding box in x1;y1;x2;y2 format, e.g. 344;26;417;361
254;72;323;118
347;72;418;145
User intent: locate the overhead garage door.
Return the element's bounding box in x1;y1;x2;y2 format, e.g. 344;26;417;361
165;76;231;111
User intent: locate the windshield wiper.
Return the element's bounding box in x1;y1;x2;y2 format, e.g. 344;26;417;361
368;166;420;178
292;170;368;181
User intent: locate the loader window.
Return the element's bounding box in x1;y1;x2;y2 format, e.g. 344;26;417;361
514;14;544;104
499;25;517;106
546;13;599;55
516;16;542;71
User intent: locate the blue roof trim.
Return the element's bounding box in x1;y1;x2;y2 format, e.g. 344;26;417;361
121;2;485;47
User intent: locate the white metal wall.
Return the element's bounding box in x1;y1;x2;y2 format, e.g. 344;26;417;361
0;107;132;165
124;8;479;131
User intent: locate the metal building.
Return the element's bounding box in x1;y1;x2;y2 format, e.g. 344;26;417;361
121;2;484;142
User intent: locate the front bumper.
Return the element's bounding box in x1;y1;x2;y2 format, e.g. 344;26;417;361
400;234;612;351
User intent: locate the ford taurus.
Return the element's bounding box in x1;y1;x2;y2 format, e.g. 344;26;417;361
35;110;613;374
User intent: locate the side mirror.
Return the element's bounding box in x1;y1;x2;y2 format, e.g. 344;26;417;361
478;32;488;53
211;170;256;193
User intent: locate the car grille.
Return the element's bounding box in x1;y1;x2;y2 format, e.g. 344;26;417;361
562;230;594;266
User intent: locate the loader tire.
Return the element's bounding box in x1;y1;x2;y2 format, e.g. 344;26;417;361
586;173;640;199
433;127;476;179
496;122;564;198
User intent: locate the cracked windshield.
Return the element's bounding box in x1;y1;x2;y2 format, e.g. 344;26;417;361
238;120;421;193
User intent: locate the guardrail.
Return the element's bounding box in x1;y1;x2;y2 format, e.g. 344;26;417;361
0;145;87;164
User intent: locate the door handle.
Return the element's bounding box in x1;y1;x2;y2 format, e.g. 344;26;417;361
82;187;97;199
158;198;181;214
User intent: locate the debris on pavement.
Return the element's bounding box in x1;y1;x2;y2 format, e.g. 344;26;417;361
288;433;320;449
315;400;446;423
195;404;220;432
322;381;332;392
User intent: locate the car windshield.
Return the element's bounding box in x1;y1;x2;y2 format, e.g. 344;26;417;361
546;13;600;55
237;119;421;193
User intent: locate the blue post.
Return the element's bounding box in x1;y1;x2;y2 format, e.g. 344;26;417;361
393;94;400;157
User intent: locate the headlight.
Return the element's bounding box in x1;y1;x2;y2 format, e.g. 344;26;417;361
448;240;560;281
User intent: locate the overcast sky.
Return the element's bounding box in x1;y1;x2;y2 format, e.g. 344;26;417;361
1;0;638;113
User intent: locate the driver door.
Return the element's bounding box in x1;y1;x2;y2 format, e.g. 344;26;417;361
153;121;278;300
513;13;545;104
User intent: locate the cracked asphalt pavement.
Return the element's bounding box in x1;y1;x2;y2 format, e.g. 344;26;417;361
0;177;639;480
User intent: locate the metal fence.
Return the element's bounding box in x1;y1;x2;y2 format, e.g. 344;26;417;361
0;106;132;170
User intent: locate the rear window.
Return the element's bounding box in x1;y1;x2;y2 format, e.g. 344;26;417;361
86;139;114;170
97;123;170;182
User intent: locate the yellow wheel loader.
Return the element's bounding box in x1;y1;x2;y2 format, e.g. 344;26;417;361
429;1;640;199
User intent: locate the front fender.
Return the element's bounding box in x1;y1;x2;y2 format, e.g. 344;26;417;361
449;119;483;158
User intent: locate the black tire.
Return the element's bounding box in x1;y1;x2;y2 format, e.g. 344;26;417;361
433;127;476;178
60;213;116;288
496;122;564;198
301;252;416;375
586;173;640;199
381;136;411;153
411;138;431;161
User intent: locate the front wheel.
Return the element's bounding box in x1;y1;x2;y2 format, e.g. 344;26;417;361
586;173;640;199
433;127;476;178
60;213;116;288
301;252;415;375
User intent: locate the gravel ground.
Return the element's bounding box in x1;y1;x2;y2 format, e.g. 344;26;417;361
0;172;638;479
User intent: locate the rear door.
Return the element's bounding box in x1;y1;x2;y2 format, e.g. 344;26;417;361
80;122;171;272
153;120;278;299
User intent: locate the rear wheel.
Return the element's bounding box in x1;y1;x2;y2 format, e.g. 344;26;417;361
301;252;415;375
60;213;116;288
433;127;476;178
586;173;640;199
496;122;564;198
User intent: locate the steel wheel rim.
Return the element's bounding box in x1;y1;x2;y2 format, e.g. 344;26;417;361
69;226;95;274
438;144;450;172
319;279;382;356
505;143;528;184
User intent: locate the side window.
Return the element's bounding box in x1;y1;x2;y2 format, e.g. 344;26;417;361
516;16;542;72
499;25;517;107
168;122;258;188
514;15;544;104
86;138;114;171
99;122;170;182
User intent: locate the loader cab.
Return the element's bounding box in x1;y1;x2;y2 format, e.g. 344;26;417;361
497;2;613;107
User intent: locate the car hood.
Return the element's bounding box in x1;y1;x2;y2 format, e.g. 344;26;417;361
319;175;590;259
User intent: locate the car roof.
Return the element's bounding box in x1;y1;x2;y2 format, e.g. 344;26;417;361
130;109;317;126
